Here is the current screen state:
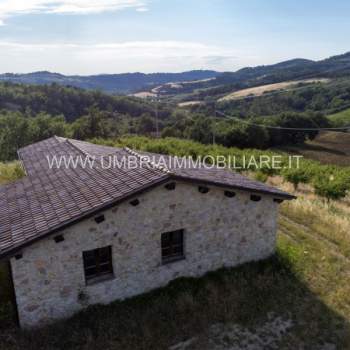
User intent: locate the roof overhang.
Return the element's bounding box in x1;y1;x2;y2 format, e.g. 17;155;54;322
0;175;295;261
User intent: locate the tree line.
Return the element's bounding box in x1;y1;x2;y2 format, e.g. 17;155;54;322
161;110;330;149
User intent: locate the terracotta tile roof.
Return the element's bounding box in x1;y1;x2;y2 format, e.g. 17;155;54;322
0;137;294;259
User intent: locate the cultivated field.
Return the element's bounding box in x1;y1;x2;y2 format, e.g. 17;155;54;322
278;131;350;166
131;91;157;98
178;100;203;107
219;78;329;101
132;77;216;99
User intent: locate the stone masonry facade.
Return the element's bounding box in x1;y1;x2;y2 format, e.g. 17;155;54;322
10;181;279;328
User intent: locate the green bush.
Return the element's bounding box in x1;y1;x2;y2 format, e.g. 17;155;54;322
282;168;311;190
313;175;348;201
0;161;25;184
254;172;268;183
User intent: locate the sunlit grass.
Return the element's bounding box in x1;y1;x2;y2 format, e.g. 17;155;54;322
0;161;25;185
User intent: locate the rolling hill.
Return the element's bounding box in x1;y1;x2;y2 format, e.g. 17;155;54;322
1;52;350;98
215;52;350;88
0;70;220;94
218;78;329;101
153;52;350;102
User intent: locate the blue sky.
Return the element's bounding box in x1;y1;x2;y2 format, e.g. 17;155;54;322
0;0;349;74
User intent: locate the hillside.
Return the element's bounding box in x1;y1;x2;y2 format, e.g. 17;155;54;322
0;80;346;161
218;78;329;101
0;82;166;121
204;77;350;118
278;131;350;166
328;107;350;127
155;52;350;102
2;52;350;98
216;52;350;87
0;70;220;94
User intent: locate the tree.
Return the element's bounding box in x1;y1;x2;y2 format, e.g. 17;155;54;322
185;116;214;144
313;175;348;202
71;106;112;139
29;113;67;142
136;113;156;135
0;112;31;161
282;168;310;190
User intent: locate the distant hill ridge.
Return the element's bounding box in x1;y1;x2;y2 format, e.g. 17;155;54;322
216;52;350;86
0;70;220;94
1;52;350;95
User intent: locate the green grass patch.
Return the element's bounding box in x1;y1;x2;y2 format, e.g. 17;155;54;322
0;162;25;185
328;107;350;127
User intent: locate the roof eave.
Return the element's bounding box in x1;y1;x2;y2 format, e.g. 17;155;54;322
170;174;296;200
0;173;295;261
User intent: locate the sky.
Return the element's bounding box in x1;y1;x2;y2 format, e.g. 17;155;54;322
0;0;349;75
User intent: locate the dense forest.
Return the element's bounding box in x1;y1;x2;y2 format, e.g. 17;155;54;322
0;82;170;121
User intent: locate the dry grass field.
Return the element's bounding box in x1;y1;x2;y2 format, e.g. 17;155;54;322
219;78;329;101
178;101;203;107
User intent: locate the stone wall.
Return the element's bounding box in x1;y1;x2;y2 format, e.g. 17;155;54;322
10;181;279;328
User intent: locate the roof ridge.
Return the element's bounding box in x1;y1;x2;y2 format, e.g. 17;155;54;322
124;147;172;175
65;138;93;159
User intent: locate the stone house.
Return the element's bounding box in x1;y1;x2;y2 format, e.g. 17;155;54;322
0;137;294;328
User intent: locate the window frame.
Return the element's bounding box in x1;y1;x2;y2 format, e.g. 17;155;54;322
82;246;114;285
161;229;185;264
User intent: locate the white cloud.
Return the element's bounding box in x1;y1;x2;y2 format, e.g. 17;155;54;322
136;7;148;12
0;0;148;24
0;40;242;74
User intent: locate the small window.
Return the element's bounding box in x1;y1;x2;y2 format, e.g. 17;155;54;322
198;186;209;194
83;246;113;284
54;234;64;243
161;229;184;264
224;191;236;198
165;182;176;190
130;199;140;206
250;194;262;202
94;215;105;224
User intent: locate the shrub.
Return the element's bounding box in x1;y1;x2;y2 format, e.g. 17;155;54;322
0;161;25;184
313;175;348;202
281;168;311;190
254;172;268;183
